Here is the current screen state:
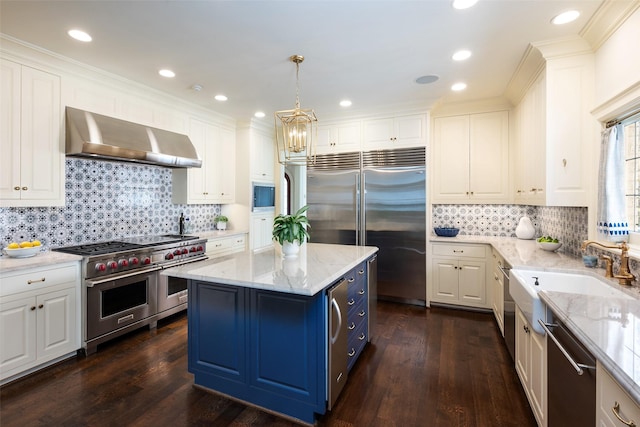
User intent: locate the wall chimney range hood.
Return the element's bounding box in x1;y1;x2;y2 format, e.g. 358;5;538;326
65;107;202;168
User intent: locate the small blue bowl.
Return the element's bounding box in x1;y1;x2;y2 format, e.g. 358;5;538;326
434;227;460;237
582;255;598;268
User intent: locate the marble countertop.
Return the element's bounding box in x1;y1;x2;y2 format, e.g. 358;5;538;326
198;229;248;239
431;234;640;402
162;243;378;296
0;250;82;273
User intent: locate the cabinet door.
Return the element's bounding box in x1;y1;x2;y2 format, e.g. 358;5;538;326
492;268;504;334
37;287;77;360
515;307;530;387
468;111;509;201
529;326;546;426
251;131;275;182
363;118;394;149
0;59;22;201
251;213;274;251
431;258;459;302
213;127;235;203
183;118;211;203
394;115;425;147
458;260;486;306
432;115;470;201
0;296;36;375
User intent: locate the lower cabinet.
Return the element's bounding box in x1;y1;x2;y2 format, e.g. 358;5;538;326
430;243;489;309
206;233;247;258
251;212;274;251
491;249;505;335
515;306;547;427
0;262;80;384
597;361;640;427
188;281;326;424
346;262;367;371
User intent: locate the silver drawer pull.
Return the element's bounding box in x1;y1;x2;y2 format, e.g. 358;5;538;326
27;277;46;284
348;322;356;330
358;269;365;275
358;310;366;317
347;277;355;283
358;333;366;341
117;314;134;324
358;289;365;295
348;348;356;357
538;320;596;375
613;402;637;427
347;298;355;306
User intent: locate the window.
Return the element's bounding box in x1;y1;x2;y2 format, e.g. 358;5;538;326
624;112;640;232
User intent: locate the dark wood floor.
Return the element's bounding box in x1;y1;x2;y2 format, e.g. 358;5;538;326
0;302;536;427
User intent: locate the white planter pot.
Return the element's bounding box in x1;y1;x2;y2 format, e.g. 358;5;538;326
282;241;301;258
217;221;227;230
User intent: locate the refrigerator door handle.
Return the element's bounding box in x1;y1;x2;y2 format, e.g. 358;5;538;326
360;173;365;246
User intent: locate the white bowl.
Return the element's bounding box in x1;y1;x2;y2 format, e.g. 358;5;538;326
537;241;562;252
3;246;41;258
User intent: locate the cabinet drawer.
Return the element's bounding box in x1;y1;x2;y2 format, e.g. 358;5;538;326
432;243;486;258
207;235;246;257
597;365;640;427
347;320;368;371
0;263;78;297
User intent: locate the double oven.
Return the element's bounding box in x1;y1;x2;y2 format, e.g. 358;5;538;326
54;235;207;354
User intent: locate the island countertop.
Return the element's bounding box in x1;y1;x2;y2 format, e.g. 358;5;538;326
162;243;378;296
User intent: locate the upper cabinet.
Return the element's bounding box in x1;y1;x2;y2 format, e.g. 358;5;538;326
363;114;426;150
1;59;63;207
316;121;361;154
512;39;597;207
250;129;275;183
432;110;510;204
173;118;236;204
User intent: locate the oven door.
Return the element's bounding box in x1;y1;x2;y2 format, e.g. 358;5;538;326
86;269;159;340
157;273;188;312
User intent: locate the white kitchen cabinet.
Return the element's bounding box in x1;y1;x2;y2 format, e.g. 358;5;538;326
0;59;63;207
172;118;236;204
515;306;547;427
430;243;489;309
597;361;640;427
250;129;276;182
491;249;505;336
0;262;80;384
206;233;247;258
432;111;509;204
251;212;275;251
513;45;596;207
363;114;426;150
316;121;361;154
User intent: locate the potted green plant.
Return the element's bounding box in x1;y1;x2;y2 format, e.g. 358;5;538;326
215;215;229;231
272;205;310;257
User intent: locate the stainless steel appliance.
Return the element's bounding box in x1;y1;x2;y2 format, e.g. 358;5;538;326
53;235;207;354
498;261;515;360
539;316;596;427
307;147;426;305
327;278;348;410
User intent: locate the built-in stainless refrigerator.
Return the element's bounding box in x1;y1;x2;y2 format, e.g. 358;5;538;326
307;147;426;305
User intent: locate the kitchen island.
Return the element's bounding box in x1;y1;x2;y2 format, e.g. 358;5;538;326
162;243;378;424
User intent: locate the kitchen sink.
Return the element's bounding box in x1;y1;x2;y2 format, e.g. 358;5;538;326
509;269;634;334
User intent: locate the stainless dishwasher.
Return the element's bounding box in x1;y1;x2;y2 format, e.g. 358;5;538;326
539;315;596;427
499;261;515;360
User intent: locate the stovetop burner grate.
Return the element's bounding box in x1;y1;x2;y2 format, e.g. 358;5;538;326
53;241;148;256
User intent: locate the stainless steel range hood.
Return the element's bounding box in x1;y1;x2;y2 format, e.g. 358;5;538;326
65;107;202;168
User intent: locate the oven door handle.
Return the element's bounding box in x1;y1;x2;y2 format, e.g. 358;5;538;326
86;266;163;287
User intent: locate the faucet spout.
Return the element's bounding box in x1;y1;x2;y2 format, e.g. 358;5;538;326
582;240;635;286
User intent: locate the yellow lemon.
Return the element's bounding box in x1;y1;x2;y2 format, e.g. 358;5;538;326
7;242;19;249
19;241;33;248
32;240;41;247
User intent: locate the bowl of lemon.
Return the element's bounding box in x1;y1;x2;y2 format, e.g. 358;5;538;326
3;240;42;258
536;236;562;252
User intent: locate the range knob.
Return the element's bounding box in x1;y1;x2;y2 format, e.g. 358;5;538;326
119;259;129;267
95;263;107;272
189;246;197;253
129;257;139;265
142;257;151;265
107;261;118;270
173;249;181;256
165;253;174;260
181;248;188;255
197;245;204;252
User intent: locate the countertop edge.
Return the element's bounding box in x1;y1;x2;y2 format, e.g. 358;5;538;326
0;251;82;273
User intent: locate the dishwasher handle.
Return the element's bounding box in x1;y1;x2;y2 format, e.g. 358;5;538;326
538;319;596;376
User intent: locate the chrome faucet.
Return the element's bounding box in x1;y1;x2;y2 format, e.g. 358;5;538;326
581;240;635;286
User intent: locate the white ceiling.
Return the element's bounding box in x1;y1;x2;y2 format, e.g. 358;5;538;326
0;0;606;122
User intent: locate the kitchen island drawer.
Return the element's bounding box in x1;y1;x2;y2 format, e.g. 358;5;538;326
347;320;367;371
432;243;487;258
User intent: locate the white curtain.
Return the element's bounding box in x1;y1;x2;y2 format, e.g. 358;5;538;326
597;124;629;242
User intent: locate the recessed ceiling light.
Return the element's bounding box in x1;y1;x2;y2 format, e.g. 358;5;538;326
158;69;175;78
340;100;352;107
451;82;467;91
415;75;439;85
214;94;228;102
68;29;92;42
452;50;472;61
452;0;478;10
254;111;266;118
551;10;580;25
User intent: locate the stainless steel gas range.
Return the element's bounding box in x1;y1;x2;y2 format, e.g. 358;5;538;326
53;235;207;354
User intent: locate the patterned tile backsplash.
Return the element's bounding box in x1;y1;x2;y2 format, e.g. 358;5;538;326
432;204;589;256
0;158;221;250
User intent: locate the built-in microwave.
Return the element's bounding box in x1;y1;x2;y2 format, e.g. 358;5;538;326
252;182;275;212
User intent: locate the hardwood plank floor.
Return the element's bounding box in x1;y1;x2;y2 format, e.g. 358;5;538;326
0;302;536;427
